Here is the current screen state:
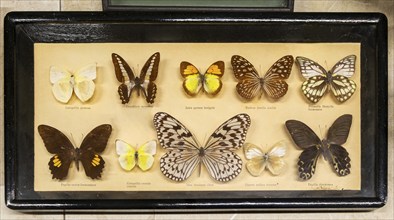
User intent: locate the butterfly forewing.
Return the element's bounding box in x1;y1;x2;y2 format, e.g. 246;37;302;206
112;53;135;83
331;55;356;78
285;120;321;149
262;55;294;99
80;124;112;153
140;52;160;81
203;61;224;96
326;114;352;145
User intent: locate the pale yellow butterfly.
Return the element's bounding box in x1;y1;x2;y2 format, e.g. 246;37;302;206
115;140;157;171
244;142;287;176
50;63;96;103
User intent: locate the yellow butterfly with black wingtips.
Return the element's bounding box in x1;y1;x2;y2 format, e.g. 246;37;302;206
180;61;224;96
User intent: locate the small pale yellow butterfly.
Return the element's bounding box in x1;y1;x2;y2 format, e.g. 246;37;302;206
180;61;224;96
50;63;97;103
244;142;287;176
115;140;156;171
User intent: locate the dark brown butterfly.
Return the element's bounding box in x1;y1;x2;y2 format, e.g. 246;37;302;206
231;55;294;100
285;114;352;180
112;52;160;104
38;124;112;180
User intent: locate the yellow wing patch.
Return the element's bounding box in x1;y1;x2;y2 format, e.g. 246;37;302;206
180;61;224;97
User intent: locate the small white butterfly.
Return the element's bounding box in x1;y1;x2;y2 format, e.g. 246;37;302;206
116;140;157;171
244;142;287;176
50;63;97;103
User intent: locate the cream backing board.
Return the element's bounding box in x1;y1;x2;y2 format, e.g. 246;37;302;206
34;43;361;192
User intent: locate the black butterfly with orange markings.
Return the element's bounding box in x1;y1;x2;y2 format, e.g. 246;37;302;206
231;55;294;100
285;114;352;180
112;52;160;104
38;124;112;180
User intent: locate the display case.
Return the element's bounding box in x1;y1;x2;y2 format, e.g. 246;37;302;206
4;12;387;211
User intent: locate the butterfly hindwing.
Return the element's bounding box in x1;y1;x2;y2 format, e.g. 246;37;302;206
231;55;293;100
298;145;321;180
153;112;250;182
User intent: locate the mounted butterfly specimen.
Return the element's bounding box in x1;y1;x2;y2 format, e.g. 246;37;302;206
153;112;251;182
231;55;294;100
38;124;112;180
285;114;352;180
116;140;157;171
180;61;224;96
112;52;160;104
296;55;357;103
50;63;96;103
244;142;287;176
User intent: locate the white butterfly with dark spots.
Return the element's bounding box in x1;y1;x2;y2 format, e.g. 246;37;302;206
296;55;357;103
285;114;352;181
153;112;251;182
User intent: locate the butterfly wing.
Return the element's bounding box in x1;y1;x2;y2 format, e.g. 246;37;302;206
298;145;321;180
202;114;251;182
79;124;112;179
180;62;202;96
285;120;322;180
243;143;266;177
50;66;73;103
324;114;352;176
266;141;287;175
231;55;262;100
203;61;224;96
153;112;201;181
112;53;136;104
37;125;75;179
140;52;160;104
285;120;322;150
136;140;157;171
262;55;294;99
115;139;137;171
296;56;329;103
73;63;97;102
329;55;357;103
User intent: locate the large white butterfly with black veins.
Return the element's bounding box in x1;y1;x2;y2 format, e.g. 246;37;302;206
50;63;97;103
153;112;251;182
296;55;357;103
285;114;352;180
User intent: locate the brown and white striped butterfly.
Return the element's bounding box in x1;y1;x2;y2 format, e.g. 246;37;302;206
296;55;356;103
153;112;251;182
112;52;160;104
285;114;352;181
231;55;294;100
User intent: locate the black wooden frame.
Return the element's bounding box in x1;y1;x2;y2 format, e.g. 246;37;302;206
3;12;388;212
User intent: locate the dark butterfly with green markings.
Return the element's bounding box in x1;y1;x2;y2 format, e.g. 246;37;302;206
285;114;352;180
38;124;112;180
112;52;160;104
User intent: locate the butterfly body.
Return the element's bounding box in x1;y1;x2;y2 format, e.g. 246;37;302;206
285;114;352;180
50;63;97;103
154;112;251;182
231;55;294;100
38;124;112;180
180;61;224;96
296;55;357;103
112;52;160;104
